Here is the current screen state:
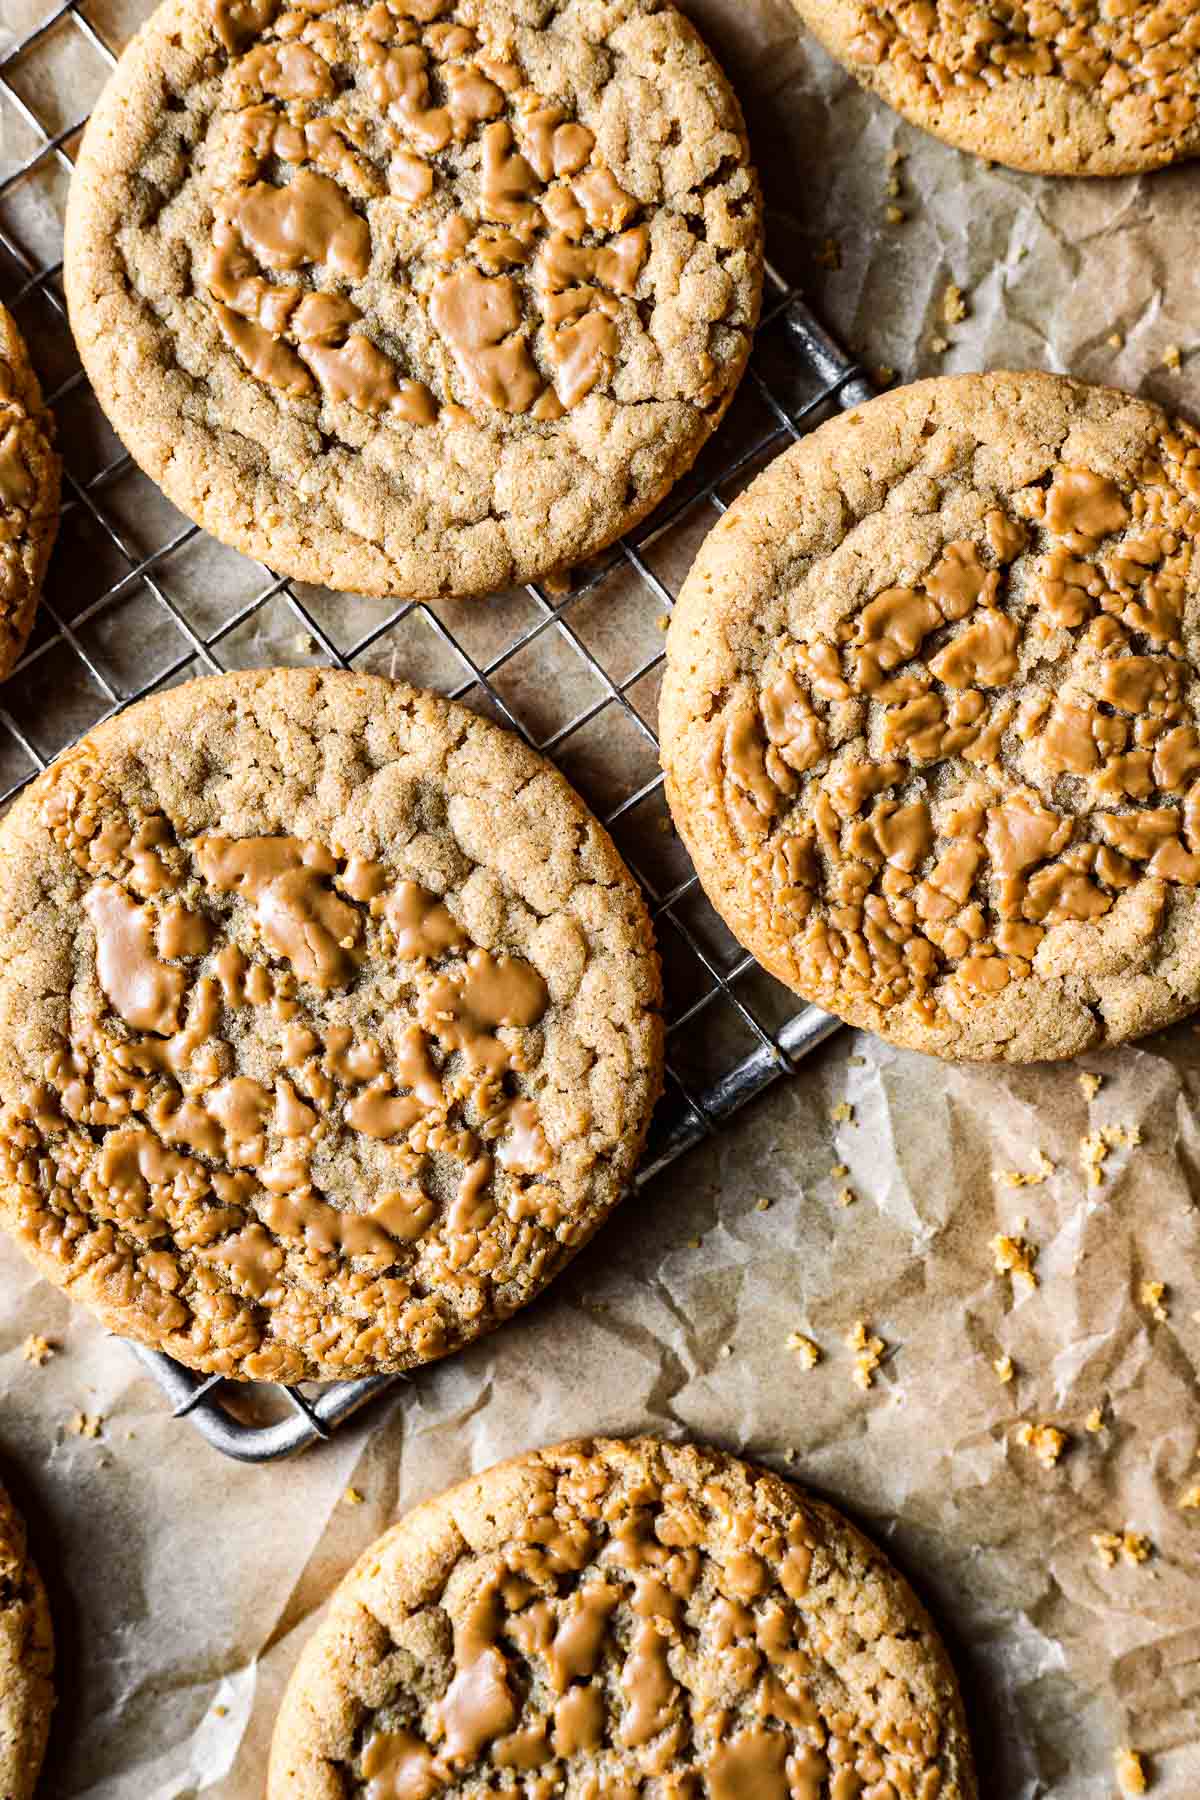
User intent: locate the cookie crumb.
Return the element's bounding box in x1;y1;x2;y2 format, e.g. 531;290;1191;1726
784;1446;797;1463
815;236;842;271
847;1054;866;1067
719;1342;733;1359
1092;1528;1151;1568
344;1487;365;1506
786;1332;821;1370
1015;1421;1067;1468
686;1236;702;1250
1140;1280;1168;1323
68;1411;103;1439
754;1196;772;1212
1107;331;1125;350
995;1151;1054;1188
837;1185;857;1208
1178;1482;1200;1510
885;205;906;225
1085;1406;1105;1434
874;365;897;387
1079;1071;1103;1100
830;1102;854;1124
993;1353;1014;1383
929;334;950;354
1115;1747;1148;1794
1162;344;1183;372
846;1319;886;1390
830;1162;849;1179
885;172;902;198
21;1334;54;1366
656;614;670;632
213;1703;229;1718
291;632;317;654
941;282;967;325
991;1232;1039;1291
1081;1123;1141;1186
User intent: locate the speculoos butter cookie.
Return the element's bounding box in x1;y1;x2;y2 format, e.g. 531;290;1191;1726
268;1435;977;1799
662;372;1200;1062
789;0;1200;176
0;1479;54;1800
0;669;663;1380
64;0;762;597
0;302;60;685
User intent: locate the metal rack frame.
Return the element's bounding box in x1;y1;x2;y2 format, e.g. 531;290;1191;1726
0;0;868;1458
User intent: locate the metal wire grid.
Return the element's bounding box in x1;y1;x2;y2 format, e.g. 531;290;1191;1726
0;0;869;1458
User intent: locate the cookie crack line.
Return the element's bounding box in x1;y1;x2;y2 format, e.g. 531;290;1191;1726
0;669;664;1381
662;371;1200;1063
64;0;763;595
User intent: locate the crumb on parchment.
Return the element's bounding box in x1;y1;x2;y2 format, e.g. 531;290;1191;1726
1107;331;1124;350
1092;1528;1152;1568
995;1151;1054;1188
68;1411;102;1439
846;1320;886;1390
1178;1483;1200;1510
993;1354;1014;1383
22;1334;54;1366
929;334;949;354
344;1488;365;1506
885;205;906;224
1115;1747;1148;1794
942;282;967;324
991;1233;1039;1291
1162;344;1182;371
1085;1406;1106;1433
786;1332;821;1370
1016;1421;1067;1468
1079;1071;1102;1100
830;1102;854;1124
1141;1281;1169;1324
1081;1123;1142;1186
754;1196;772;1212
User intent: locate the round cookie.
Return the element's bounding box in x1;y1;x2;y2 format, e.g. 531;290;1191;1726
268;1435;977;1799
0;668;663;1381
64;0;762;599
0;303;60;684
0;1480;54;1800
789;0;1200;176
662;372;1200;1063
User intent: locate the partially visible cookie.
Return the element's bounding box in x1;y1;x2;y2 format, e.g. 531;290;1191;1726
64;0;762;597
662;372;1200;1062
0;669;663;1381
789;0;1200;176
0;304;59;684
0;1480;54;1800
268;1435;977;1799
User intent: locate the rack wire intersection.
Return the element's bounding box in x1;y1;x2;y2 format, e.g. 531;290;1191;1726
0;0;867;1458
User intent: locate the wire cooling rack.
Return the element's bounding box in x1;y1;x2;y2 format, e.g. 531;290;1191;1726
0;0;870;1458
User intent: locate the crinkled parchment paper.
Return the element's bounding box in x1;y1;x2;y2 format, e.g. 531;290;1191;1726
2;0;1200;1794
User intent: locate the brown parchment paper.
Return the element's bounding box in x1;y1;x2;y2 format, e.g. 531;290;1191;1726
2;0;1200;1794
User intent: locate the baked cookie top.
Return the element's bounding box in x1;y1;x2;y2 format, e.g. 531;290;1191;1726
64;0;761;598
0;1480;54;1800
0;669;662;1381
789;0;1200;175
268;1435;977;1800
0;303;60;685
661;372;1200;1063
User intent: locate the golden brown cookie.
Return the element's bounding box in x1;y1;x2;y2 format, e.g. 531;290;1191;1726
0;303;60;685
63;0;762;598
661;371;1200;1062
788;0;1200;176
0;668;662;1381
0;1480;54;1800
268;1435;977;1799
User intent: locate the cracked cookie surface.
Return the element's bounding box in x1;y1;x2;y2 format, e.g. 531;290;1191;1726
64;0;762;597
0;303;60;685
0;1480;54;1800
268;1435;977;1800
0;668;663;1380
789;0;1200;175
662;372;1200;1062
